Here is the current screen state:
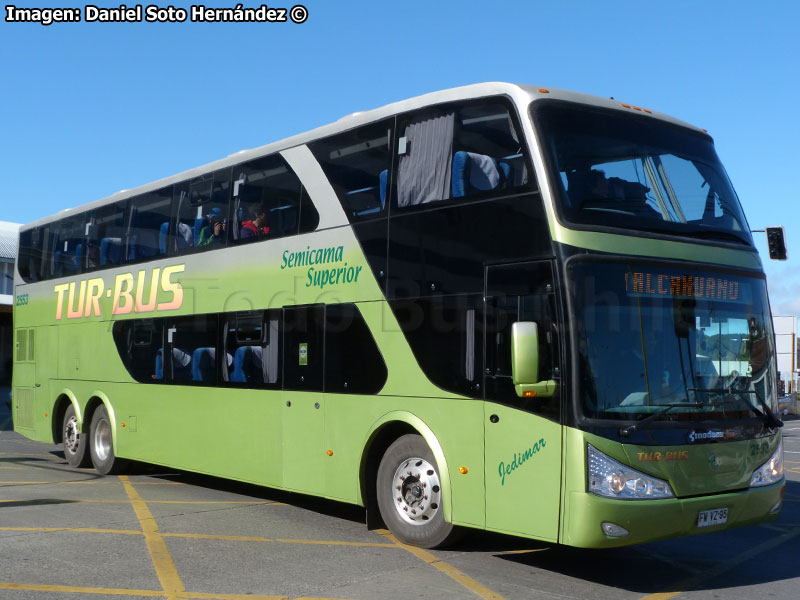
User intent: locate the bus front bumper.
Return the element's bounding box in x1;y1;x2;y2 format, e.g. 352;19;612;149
562;479;785;548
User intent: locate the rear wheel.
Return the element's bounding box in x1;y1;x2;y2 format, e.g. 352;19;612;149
376;434;456;548
62;404;90;468
89;405;128;475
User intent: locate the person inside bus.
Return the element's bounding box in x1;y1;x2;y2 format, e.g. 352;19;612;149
240;202;270;239
566;169;609;209
198;210;227;246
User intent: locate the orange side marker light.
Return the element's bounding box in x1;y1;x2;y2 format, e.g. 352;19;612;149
459;466;469;475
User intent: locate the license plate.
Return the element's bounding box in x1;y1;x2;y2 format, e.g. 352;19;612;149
697;508;728;527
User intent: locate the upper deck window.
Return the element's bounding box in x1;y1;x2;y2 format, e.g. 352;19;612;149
532;100;753;246
230;154;311;243
309;120;393;222
395;101;530;210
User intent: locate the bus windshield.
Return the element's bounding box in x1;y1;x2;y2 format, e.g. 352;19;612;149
533;101;753;246
570;261;777;423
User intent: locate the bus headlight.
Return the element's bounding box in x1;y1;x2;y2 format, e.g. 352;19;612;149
587;444;675;500
750;439;784;488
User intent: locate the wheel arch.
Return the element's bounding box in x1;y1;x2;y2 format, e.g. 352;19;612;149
359;412;453;528
51;389;80;445
84;391;118;451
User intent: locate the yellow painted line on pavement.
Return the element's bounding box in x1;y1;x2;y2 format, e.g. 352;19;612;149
121;475;186;600
0;582;165;597
0;526;397;549
0;582;301;599
0;452;61;458
639;525;800;600
377;529;505;600
164;531;396;548
0;526;140;535
0;480;184;486
181;594;285;600
0;498;284;506
184;594;344;600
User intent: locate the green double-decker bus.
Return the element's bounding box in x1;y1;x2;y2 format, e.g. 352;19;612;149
13;83;784;548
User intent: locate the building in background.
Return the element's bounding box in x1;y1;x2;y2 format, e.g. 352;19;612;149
0;221;21;385
773;315;797;396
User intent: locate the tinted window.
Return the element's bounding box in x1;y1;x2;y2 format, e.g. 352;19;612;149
325;304;387;394
51;214;86;278
126;187;173;264
223;310;281;388
533;101;752;245
485;262;560;420
283;305;324;391
113;319;165;383
395;101;530;210
166;314;219;384
309;120;393;222
18;226;52;283
174;168;231;254
388;194;551;298
86;201;126;270
231;155;304;243
299;188;320;234
389;295;482;398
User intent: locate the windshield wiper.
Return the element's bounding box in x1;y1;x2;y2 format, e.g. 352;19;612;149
688;387;784;429
619;402;704;437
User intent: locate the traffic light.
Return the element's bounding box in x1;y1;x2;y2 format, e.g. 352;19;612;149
766;226;787;260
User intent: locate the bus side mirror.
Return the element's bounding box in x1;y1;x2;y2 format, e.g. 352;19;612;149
511;321;556;398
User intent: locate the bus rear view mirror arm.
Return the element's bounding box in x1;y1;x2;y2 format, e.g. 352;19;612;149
511;321;556;399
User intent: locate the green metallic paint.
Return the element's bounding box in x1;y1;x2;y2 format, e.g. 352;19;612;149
560;426;783;547
552;222;763;270
483;403;562;541
13;195;778;547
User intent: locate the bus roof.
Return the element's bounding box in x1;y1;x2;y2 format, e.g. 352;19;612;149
22;82;703;230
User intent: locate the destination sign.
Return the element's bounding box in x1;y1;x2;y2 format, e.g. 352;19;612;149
624;270;752;304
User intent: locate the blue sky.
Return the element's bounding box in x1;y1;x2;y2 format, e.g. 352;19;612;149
1;1;798;314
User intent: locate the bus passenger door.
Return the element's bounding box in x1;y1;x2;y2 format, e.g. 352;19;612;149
282;306;326;495
484;262;562;541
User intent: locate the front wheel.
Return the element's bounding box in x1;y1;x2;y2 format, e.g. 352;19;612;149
376;434;457;548
89;405;128;475
63;404;90;468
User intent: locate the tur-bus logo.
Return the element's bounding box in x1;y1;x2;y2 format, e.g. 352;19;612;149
53;265;185;320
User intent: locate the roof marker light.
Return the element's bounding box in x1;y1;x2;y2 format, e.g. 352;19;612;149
621;103;631;108
538;88;550;94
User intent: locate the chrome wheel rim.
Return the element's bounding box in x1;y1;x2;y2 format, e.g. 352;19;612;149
64;415;80;455
391;457;442;526
93;418;112;462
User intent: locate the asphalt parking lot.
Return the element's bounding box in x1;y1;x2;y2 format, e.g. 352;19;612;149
1;397;798;600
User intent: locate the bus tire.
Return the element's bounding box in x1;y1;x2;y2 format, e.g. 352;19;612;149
376;434;456;548
63;404;90;468
89;405;128;475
